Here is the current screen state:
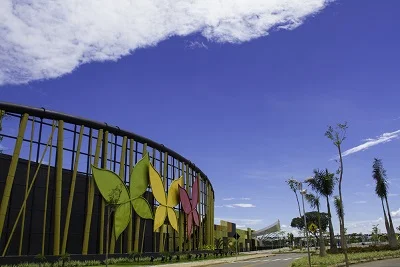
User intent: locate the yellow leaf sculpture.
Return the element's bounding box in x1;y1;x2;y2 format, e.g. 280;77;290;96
149;163;182;232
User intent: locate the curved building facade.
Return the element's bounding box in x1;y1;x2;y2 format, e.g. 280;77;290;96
0;102;215;257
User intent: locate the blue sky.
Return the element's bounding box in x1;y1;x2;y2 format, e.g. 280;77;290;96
1;0;400;235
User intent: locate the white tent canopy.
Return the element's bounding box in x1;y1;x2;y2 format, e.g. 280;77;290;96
252;220;281;238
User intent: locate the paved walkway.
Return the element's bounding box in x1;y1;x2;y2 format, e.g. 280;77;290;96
216;253;303;267
352;258;400;267
151;249;294;267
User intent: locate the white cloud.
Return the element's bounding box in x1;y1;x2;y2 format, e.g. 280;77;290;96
341;217;400;235
0;0;334;85
232;203;256;208
344;218;385;234
217;203;256;208
215;218;262;226
341;130;400;158
353;192;368;197
222;197;251;201
0;144;7;151
391;208;400;218
353;200;367;204
388;193;399;197
184;40;208;50
281;224;288;228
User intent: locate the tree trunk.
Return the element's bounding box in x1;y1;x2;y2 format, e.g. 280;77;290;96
381;198;391;240
295;192;302;250
385;196;398;248
317;205;327;256
381;198;394;247
295;192;302;217
338;145;349;267
326;196;337;252
385;197;394;230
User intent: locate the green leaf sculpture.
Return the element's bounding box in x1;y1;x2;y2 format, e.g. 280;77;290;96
91;153;153;240
129;153;153;219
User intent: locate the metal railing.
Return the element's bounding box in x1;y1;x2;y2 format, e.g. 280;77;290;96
0;102;215;257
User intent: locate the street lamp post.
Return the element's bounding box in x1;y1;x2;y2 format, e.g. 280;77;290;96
299;182;312;267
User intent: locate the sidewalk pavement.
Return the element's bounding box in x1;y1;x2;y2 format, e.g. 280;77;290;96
151;248;292;267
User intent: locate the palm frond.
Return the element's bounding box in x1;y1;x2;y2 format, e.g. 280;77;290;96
286;178;300;192
372;158;388;198
333;196;344;218
305;193;320;210
307;169;336;198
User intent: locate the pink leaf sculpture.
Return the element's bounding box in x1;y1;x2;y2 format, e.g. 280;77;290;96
179;176;200;238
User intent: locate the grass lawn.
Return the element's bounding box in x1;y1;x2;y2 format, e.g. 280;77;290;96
291;249;400;267
0;254;246;267
89;254;245;267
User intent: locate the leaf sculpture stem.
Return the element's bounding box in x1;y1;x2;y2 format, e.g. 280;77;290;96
141;222;146;253
105;206;110;267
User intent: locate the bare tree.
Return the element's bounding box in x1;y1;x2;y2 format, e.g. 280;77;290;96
325;122;349;266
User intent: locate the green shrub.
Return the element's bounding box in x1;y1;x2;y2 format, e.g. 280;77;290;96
203;244;214;250
292;249;400;267
327;245;397;254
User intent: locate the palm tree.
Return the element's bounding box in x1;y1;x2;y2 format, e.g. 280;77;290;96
372;158;398;248
286;178;302;217
305;193;326;256
333;196;345;248
287;233;294;248
307;169;338;253
376;178;391;244
333;196;343;226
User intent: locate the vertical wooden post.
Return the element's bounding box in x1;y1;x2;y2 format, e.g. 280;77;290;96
99;131;108;254
186;164;191;251
82;129;103;254
133;144;147;252
198;175;203;249
0;114;29;240
208;183;213;247
53;120;64;256
42;123;56;255
211;190;215;246
178;162;184;252
2;121;56;256
118;137;127;253
127;139;134;253
61;126;84;254
159;152;168;253
19;117;35;255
